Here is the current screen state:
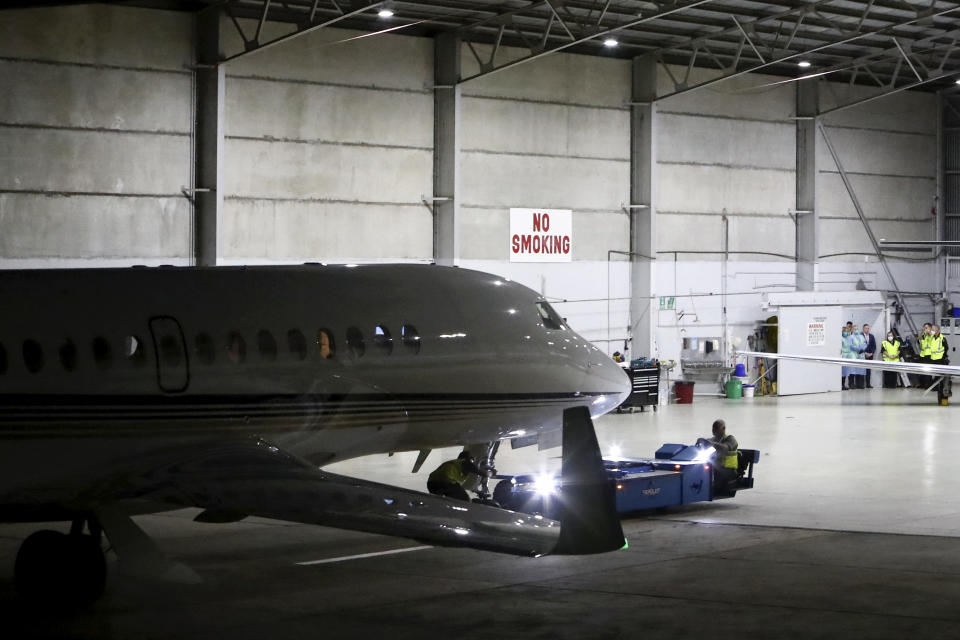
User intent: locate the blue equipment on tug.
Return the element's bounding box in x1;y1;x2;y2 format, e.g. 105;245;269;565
492;443;759;516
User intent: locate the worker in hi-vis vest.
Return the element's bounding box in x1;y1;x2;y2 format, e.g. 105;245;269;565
427;451;482;501
697;419;739;488
917;323;933;388
881;331;903;389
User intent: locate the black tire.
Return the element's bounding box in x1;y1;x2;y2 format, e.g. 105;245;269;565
15;530;106;609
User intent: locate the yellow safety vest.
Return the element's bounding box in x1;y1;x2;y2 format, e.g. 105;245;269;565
930;334;945;361
723;453;739;469
920;334;933;357
429;460;470;485
881;340;901;362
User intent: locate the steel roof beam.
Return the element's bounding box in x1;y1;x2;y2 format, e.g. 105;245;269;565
652;1;960;99
455;0;716;82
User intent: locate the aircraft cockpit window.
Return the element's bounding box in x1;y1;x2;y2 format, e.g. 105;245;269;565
226;332;246;364
59;340;78;372
23;340;44;374
401;325;421;354
346;327;365;359
125;335;147;368
0;343;7;374
195;333;216;365
160;335;182;367
257;330;278;362
536;302;567;331
92;337;113;370
373;325;393;355
287;329;307;360
317;329;335;359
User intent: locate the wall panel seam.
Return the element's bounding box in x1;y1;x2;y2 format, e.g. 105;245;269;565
0;122;190;137
225;73;430;95
0;55;190;76
461;93;628;112
461;204;625;214
462;149;629;162
225;135;431;151
224;196;425;206
659;160;794;172
657;110;794;125
818;169;935;180
0;189;183;198
658;210;793;218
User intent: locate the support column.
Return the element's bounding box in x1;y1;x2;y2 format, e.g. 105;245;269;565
433;33;461;266
194;8;225;267
630;54;657;356
796;79;818;290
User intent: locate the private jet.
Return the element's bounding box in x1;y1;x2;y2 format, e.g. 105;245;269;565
0;264;630;608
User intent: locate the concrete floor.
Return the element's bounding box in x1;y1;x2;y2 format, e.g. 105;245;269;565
3;388;960;638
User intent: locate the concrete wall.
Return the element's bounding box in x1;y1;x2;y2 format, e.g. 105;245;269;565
457;44;632;347
0;5;193;267
220;22;434;263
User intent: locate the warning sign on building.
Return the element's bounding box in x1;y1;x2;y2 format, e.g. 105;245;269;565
807;318;826;347
509;208;572;263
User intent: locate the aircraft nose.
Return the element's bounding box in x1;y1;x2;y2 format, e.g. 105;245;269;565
585;353;631;416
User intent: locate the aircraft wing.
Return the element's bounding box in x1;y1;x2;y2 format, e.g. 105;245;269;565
102;407;623;558
738;350;960;377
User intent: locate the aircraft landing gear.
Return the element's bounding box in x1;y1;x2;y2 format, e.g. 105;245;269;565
14;516;106;608
470;441;501;506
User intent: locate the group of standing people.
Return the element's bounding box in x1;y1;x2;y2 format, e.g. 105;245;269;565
840;322;950;390
841;322;876;390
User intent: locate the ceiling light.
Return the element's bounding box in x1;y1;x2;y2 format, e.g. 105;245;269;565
797;60;812;68
604;38;618;47
378;8;394;17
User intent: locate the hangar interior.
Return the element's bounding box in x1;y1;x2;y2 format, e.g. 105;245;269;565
3;0;960;637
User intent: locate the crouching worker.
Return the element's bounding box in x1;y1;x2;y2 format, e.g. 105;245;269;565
427;451;481;501
697;419;739;489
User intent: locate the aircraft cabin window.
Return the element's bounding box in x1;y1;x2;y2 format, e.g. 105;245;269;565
23;340;44;374
226;332;246;365
160;335;182;368
125;335;147;367
287;329;307;360
317;329;335;360
373;325;393;356
401;325;421;354
195;333;215;365
346;327;365;359
92;337;113;370
0;343;7;375
535;302;567;331
59;339;78;372
257;330;277;362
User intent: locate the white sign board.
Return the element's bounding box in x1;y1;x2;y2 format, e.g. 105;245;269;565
807;319;826;347
509;208;572;262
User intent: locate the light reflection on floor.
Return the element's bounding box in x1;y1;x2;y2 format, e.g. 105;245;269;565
329;387;960;537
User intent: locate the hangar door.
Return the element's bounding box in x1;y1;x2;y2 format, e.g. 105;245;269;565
777;306;843;395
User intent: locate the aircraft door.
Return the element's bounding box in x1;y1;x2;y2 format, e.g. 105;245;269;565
149;316;190;393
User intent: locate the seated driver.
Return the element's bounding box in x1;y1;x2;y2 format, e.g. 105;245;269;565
697;419;739;484
427;451;481;501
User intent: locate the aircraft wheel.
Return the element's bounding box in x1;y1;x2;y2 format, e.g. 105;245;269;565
15;530;106;608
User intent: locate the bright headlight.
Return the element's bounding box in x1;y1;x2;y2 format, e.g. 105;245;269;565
694;446;715;462
533;474;558;496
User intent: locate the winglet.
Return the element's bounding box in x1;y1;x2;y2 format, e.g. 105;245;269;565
551;406;626;555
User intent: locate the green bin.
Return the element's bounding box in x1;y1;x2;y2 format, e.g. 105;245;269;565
725;378;743;399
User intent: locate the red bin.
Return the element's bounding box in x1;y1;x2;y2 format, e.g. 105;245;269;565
674;381;695;404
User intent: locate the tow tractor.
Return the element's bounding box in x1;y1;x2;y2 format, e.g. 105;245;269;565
493;443;759;516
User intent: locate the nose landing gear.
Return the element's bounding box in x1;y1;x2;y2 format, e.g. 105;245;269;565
14;516;106;609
